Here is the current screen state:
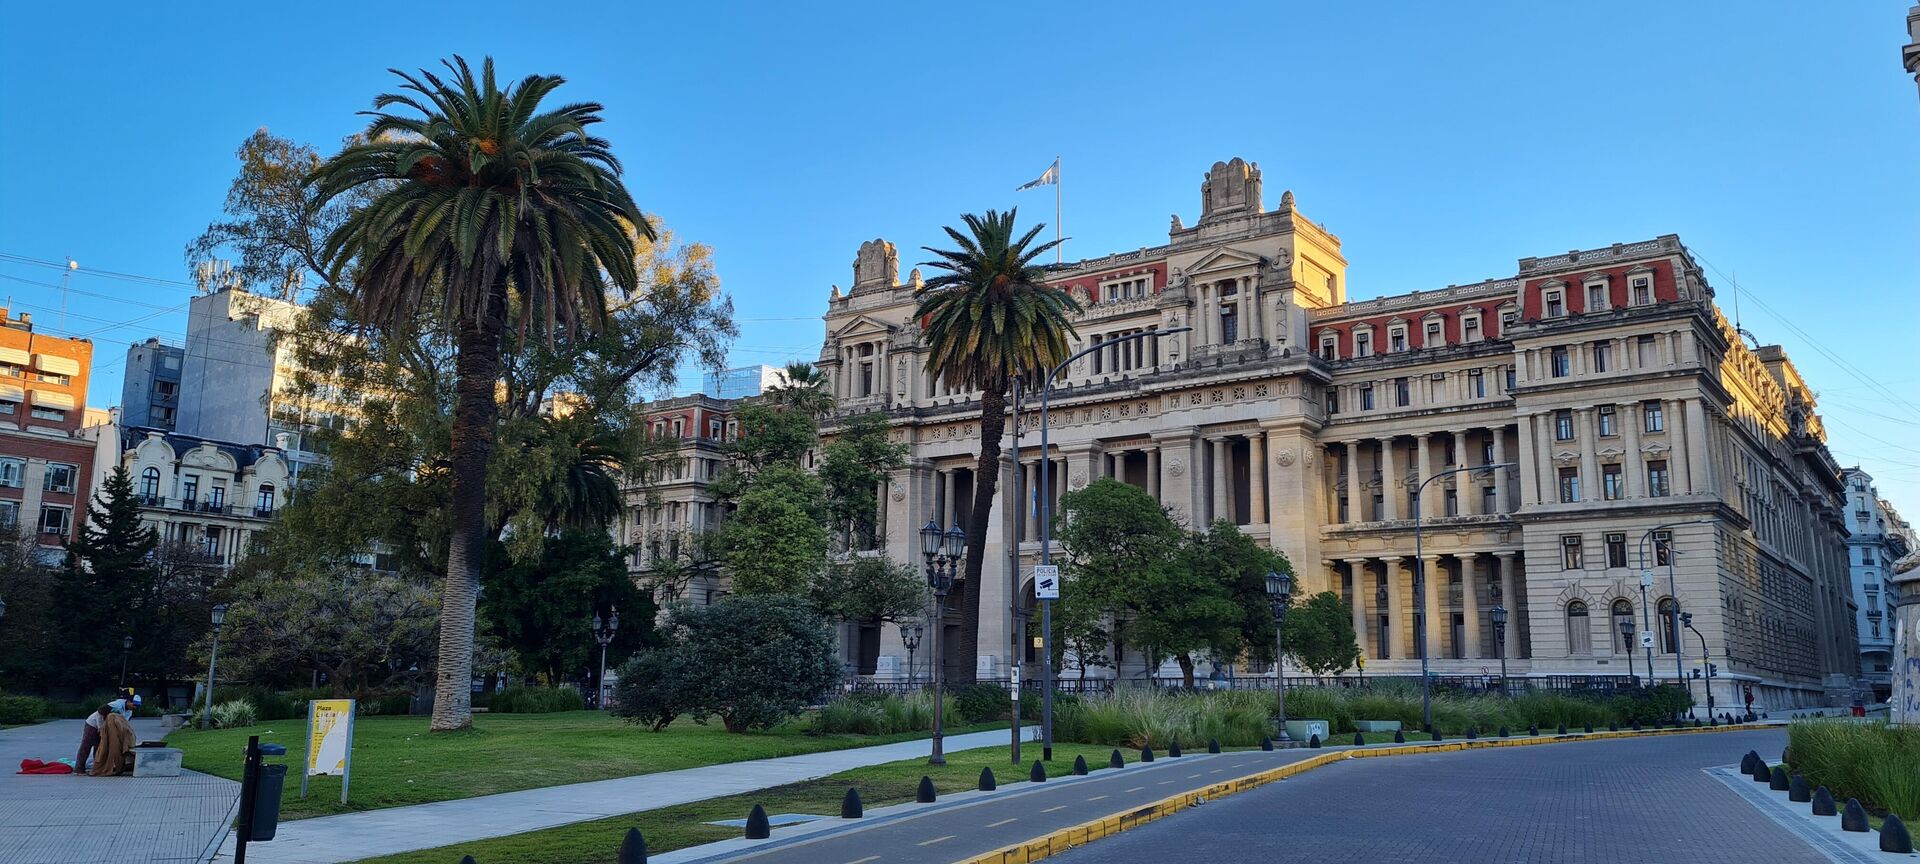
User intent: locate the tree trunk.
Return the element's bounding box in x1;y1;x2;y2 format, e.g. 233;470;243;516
1177;653;1196;689
430;289;506;732
956;387;1007;685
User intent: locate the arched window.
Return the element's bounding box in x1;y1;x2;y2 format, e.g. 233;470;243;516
139;467;160;501
256;483;276;515
1611;599;1636;654
1658;598;1680;654
1566;601;1591;655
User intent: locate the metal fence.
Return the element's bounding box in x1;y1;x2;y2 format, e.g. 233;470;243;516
825;673;1646;701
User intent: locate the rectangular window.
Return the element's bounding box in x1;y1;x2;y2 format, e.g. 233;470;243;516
0;400;15;415
1481;436;1494;465
1325;388;1340;415
1637;335;1656;366
1586;283;1607;311
0;458;21;488
1554;409;1574;441
0;500;15;528
1425;321;1442;347
1545;291;1564;318
1605;533;1628;568
1597;405;1617;437
1320;338;1338;361
1602;464;1623;500
1463;317;1481;343
1653;530;1672;565
43;463;76;494
1562;534;1584;570
1220;309;1238;343
1444;489;1458;516
1468;369;1485;398
38;505;70;537
1551;347;1570;378
1592;342;1610;373
30;407;65;422
1648;460;1671;497
1631;277;1652;306
1504;367;1517;392
1558;467;1580;503
1643;400;1665;432
1360;384;1375;411
208;486;225;509
1482;485;1498;514
1394;377;1410;407
1355;333;1372;357
182;474;199;503
154;380;178;397
1389;330;1407;352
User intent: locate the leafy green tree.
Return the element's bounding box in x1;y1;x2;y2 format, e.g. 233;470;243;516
819;411;908;550
719;401;818;475
713;464;829;596
213;567;439;693
309;57;650;731
808;556;925;626
0;527;58;690
479;528;657;683
915;209;1080;680
615;595;839;732
1052;575;1112;681
54;467;164;688
1188;520;1292;669
1284;591;1362;675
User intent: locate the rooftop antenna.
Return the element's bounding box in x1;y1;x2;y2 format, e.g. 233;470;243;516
60;257;77;331
1729;268;1761;350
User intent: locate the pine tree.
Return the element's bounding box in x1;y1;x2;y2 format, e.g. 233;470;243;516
54;466;160;688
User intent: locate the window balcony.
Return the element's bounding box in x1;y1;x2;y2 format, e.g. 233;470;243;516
253;506;277;519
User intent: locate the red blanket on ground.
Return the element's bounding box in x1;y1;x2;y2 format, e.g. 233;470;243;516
17;758;73;774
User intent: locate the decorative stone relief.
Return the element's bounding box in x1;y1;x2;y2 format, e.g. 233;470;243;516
1137;402;1151;416
1552;450;1581;465
1276;449;1296;467
890;483;906;503
1069;471;1087;490
1254;384;1269;398
1168;457;1186;477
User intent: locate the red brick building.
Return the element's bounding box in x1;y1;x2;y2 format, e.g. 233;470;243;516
0;308;96;551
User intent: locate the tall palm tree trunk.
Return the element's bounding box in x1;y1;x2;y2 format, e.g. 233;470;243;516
957;387;1007;684
431;290;506;732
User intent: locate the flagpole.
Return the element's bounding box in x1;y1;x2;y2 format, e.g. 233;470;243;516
1055;155;1062;264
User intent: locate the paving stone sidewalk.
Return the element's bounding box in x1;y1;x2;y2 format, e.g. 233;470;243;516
0;718;239;864
216;725;1035;864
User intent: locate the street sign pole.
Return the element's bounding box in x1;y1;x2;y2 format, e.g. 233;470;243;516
1033;563;1060;761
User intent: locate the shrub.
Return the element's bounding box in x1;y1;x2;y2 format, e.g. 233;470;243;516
612;649;694;731
615;595;840;733
951;683;1006;723
812;700;888;735
0;694;49;724
1286;687;1358;732
359;690;413;716
1053;689;1273;748
1788;720;1920;822
489;687;586;714
210;699;258;729
191;686;301;721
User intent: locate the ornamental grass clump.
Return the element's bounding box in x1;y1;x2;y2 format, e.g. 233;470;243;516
1787;720;1920;822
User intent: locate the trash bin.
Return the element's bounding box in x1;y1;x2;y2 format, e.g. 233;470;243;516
250;763;287;841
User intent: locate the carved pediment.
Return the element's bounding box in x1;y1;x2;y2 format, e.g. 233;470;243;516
1552;449;1581;466
1641;441;1672;455
1184;246;1264;277
850;239;899;292
831;315;895;340
1596;447;1625;460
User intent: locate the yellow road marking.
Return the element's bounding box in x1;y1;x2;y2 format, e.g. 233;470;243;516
987;818;1018;828
917;835;956;847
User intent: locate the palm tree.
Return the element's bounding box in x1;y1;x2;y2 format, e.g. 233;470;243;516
769;361;834;417
914;209;1079;682
309;56;649;731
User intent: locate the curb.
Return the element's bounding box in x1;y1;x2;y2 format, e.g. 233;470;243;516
957;723;1772;864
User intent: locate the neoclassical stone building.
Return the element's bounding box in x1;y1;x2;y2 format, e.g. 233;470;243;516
813;157;1857;711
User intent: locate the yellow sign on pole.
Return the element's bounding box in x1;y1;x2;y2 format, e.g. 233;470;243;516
302;699;357;804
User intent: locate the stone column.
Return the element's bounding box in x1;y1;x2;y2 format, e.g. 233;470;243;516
1496;552;1520;660
1684;398;1712;494
1578;408;1600;501
940;470;955;527
1245;277;1263;344
1493;427;1512;513
1460;554;1481;659
1248;433;1267;524
1421;555;1444;660
1024;461;1039;540
1621;402;1644;498
1383;556;1406;659
1345;559;1370;660
1345;440;1364;524
1210;437;1230;525
1201;285;1218;346
1415;433;1435;519
1381;438;1400;521
1146;447;1161;502
1515;416;1537;507
1534;414;1555;501
1455;430;1477;515
1668;398;1691;495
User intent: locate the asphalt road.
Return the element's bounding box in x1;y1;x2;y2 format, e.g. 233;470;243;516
1046;728;1813;864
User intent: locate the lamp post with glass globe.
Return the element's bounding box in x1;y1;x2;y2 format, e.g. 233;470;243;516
591;607;619;709
920;519;966;765
120;634;134;689
900;621;925;688
1264;570;1293;741
200;604;228;730
1490;605;1510;696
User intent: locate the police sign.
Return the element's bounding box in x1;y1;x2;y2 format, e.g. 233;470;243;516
1033;565;1060;600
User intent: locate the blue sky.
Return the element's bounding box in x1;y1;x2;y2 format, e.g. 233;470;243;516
2;2;1917;507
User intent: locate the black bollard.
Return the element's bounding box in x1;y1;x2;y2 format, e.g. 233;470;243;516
1630;720;1640;732
916;775;937;803
1073;755;1089;776
1842;798;1870;832
1393;730;1406;744
1750;759;1771;782
1308;733;1321;749
1556;723;1567;735
1609;722;1618;732
1141;746;1155;763
1499;726;1510;738
840;789;863;819
1788;775;1811;803
1353;732;1365;747
1694;718;1702;728
1582;724;1593;734
1030;760;1047;783
1769;766;1789;791
1740;752;1756;773
1883;815;1914;854
1110;749;1125;769
1169;740;1183;758
1208;738;1221;754
1431;730;1442;742
745;805;771;840
1529;724;1539;737
1261;737;1274;751
978;767;997;792
619;827;648;864
1812;786;1837;816
1467;727;1478;740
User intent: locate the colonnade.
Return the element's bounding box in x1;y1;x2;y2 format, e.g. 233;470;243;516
1330;551;1523;663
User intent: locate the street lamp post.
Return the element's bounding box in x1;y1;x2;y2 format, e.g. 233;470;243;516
1619;619;1638;684
1412;461;1515;731
119;634;133;689
1007;373;1026;767
1636;520;1711;696
1684;612;1717;720
200;604;228;731
1490;605;1510;697
591;608;619;709
1037;326;1191;760
1265;570;1293;741
921;519;966;765
900;621;924;688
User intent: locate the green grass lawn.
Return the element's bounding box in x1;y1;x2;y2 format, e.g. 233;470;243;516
355;741;1128;864
169;711;1004;820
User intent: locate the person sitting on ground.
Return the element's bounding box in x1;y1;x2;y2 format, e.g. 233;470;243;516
89;702;136;777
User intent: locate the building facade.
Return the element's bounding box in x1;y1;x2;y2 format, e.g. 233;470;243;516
121;338;185;430
1841;468;1911;700
619;394;739;605
702;364;784;400
0;308;95;551
84;413;290;567
1904;5;1920;102
810;157;1858;711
